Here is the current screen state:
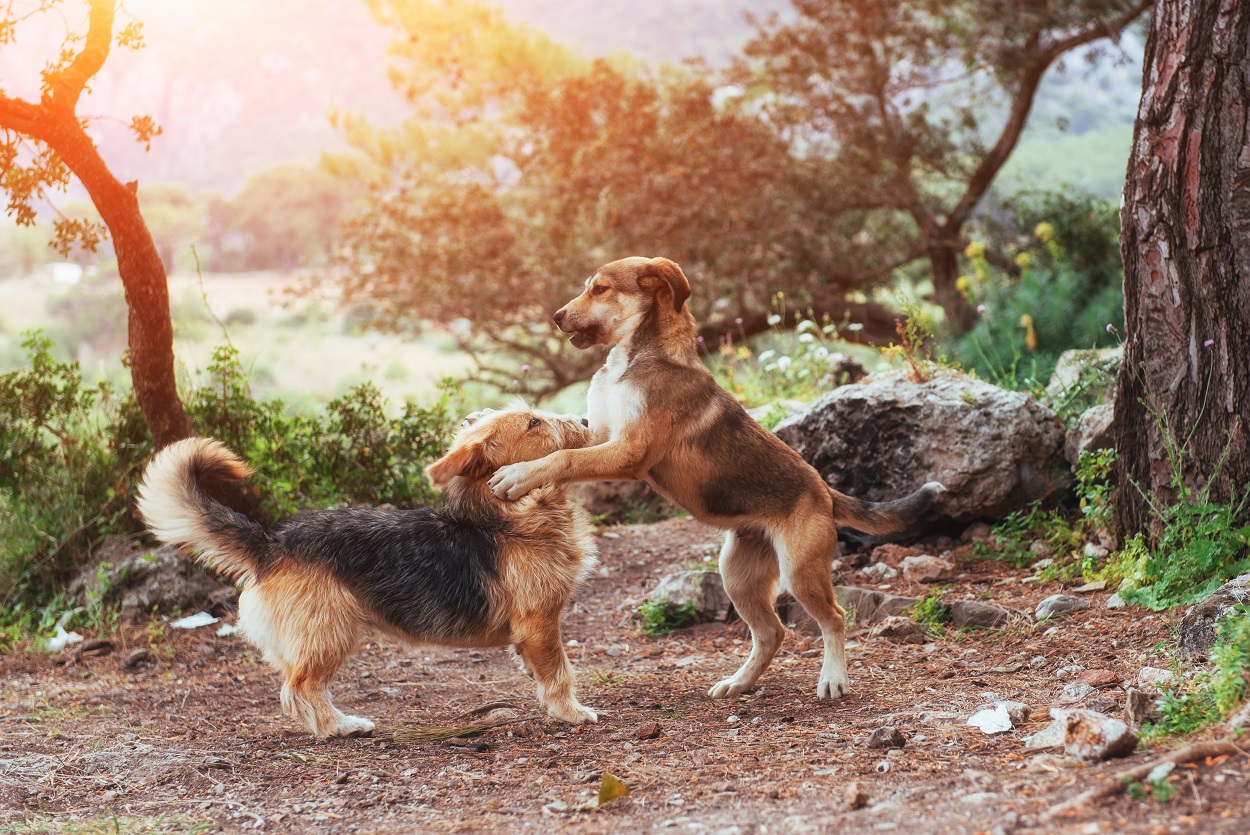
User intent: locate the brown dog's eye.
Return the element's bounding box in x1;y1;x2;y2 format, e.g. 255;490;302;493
527;417;541;430
590;284;607;296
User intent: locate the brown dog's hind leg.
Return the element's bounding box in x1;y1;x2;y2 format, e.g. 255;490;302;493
709;528;784;699
515;618;597;724
775;516;850;699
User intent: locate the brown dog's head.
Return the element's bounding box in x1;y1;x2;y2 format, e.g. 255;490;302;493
426;405;590;487
552;256;691;349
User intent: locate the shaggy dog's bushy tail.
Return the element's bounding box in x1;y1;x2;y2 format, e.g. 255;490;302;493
136;437;275;584
830;481;946;535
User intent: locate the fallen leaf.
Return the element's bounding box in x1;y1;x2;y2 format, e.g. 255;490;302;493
598;772;630;807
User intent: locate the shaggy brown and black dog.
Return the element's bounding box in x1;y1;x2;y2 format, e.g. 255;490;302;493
137;406;598;739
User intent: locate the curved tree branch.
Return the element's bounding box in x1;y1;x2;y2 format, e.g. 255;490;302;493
48;0;115;114
944;1;1152;232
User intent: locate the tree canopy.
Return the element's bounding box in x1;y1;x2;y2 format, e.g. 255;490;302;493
337;0;1150;397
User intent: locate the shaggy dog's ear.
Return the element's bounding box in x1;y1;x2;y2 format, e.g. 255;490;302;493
638;257;691;312
427;441;493;485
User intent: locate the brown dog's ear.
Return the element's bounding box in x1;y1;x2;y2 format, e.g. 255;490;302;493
638;257;691;312
426;441;492;486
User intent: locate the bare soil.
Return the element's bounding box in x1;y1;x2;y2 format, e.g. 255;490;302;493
2;518;1248;833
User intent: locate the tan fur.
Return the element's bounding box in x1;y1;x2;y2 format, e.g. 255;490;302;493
137;407;599;738
491;256;941;701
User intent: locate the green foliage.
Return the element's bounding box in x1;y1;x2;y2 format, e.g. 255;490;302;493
1142;607;1250;741
1075;448;1117;532
909;590;951;634
185;344;458;518
0;335;459;609
0;333;143;603
636;598;698;637
952;192;1124;390
1106;424;1250;610
708;302;875;408
976;449;1118;579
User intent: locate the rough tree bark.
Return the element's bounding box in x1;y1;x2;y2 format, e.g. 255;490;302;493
1113;0;1250;536
0;1;265;521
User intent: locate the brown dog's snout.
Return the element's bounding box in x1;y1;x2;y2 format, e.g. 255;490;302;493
553;309;567;326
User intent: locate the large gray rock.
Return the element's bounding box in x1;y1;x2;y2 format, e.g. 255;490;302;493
69;536;233;623
775;372;1069;522
1177;573;1250;661
1027;708;1136;760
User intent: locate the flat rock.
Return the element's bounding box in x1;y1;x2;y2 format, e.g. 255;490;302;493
1060;708;1137;761
1123;688;1162;731
1076;669;1120;688
870;616;927;645
863;726;906;749
870;544;924;565
1176;573;1250;662
775;372;1070;523
1035;594;1090;620
949;600;1012;629
1135;667;1177;692
901;555;954;584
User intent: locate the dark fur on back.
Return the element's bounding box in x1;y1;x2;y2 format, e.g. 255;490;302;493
273;506;500;641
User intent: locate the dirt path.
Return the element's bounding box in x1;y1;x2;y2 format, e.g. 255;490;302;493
2;518;1248;833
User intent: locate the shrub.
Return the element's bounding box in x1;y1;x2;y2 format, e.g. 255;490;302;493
0;334;460;608
635;598;698;637
951;192;1123;390
1143;606;1250;740
708;299;877;408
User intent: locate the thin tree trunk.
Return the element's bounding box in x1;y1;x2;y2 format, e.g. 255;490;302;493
1114;0;1250;537
929;245;976;334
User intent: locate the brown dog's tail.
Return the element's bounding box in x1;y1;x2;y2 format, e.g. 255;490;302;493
829;481;946;535
136;437;276;585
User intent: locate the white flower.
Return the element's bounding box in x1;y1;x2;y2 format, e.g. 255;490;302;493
796;319;817;334
766;313;783;326
776;356;792;371
798;332;815;343
757;349;776;363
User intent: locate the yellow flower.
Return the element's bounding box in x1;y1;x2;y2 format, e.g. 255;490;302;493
955;275;972;293
1019;313;1038;352
964;241;986;259
1035;222;1054;243
1014;252;1033;269
736;346;751;360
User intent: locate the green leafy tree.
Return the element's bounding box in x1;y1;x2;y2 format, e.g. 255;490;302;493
339;0;904;397
738;0;1151;332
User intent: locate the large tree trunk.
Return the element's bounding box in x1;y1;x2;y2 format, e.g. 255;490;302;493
1113;0;1250;537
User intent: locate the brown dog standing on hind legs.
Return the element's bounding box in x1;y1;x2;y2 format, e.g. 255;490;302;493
136;406;599;739
489;256;945;701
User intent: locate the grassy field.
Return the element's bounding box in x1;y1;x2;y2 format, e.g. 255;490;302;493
0;269;474;413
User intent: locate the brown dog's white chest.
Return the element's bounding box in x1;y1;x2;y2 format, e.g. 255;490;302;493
586;345;644;442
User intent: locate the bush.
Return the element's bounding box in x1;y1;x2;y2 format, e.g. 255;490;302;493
0;334;460;608
951;192;1123;390
1143;606;1250;740
708;300;876;408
